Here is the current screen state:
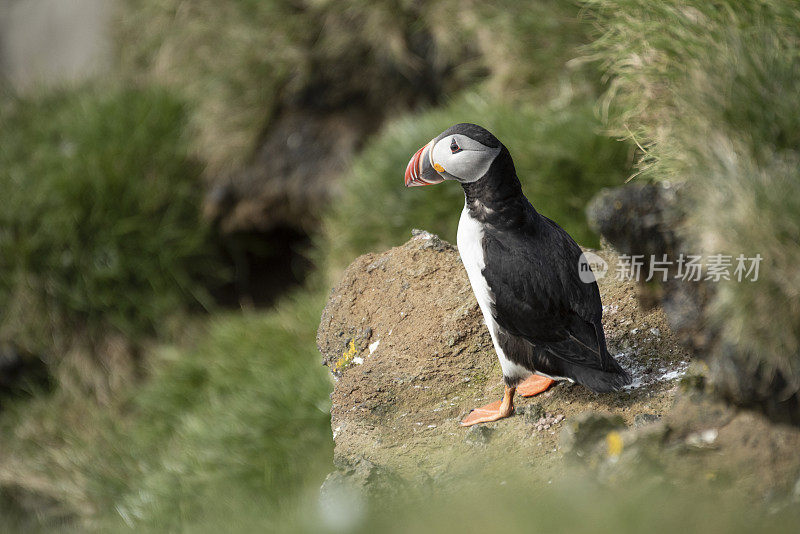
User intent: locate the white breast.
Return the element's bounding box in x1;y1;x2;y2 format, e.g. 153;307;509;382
457;203;531;381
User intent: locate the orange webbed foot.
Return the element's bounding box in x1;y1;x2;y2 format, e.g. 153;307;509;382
460;386;515;426
516;375;555;397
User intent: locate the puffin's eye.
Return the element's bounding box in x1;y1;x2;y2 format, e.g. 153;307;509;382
450;138;462;154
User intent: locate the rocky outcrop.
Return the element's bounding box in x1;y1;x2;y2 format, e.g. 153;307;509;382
317;232;690;483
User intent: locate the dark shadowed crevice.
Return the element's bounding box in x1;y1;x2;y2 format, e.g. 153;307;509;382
0;486;74;533
201;22;481;237
0;345;52;408
211;227;313;309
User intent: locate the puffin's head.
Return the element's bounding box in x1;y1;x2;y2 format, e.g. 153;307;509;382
404;123;503;187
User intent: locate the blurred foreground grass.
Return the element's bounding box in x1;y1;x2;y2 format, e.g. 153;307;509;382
108;291;333;530
0;288;332;531
304;474;800;534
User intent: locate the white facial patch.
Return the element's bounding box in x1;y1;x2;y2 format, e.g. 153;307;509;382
431;134;501;183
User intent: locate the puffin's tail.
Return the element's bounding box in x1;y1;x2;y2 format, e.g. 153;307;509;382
569;323;632;393
568;357;632;393
543;329;632;393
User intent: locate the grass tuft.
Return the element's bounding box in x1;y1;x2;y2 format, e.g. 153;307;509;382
584;0;800;393
0;85;217;394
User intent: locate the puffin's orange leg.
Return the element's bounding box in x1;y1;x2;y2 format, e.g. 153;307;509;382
460;386;515;426
517;375;555;397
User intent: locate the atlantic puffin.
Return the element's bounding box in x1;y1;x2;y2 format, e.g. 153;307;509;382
404;123;631;426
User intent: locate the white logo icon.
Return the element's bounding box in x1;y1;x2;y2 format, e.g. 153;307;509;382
578;251;608;283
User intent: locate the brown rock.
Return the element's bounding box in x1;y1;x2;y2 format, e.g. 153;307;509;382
317;232;690;482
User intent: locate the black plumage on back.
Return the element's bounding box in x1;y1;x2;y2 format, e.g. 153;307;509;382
462;145;631;392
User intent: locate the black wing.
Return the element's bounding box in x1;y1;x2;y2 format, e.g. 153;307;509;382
482;212;615;373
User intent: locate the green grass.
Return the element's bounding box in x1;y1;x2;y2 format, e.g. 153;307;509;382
155;467;800;533
584;0;800;395
0;85;216;362
320;92;631;278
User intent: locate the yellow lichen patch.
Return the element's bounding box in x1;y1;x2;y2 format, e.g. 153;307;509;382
606;431;624;458
334;339;358;372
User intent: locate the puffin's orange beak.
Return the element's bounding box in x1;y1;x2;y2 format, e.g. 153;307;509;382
405;141;444;187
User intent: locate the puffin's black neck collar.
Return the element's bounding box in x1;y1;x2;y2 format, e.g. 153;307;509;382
461;146;529;225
